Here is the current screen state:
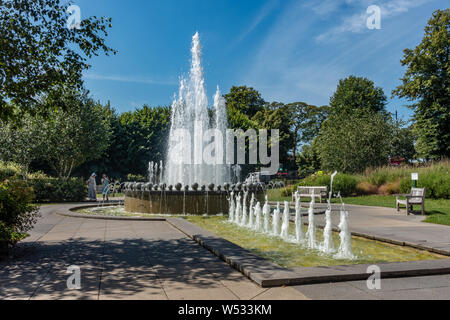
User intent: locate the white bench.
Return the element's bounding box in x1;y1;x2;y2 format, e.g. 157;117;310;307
293;186;328;203
396;188;426;215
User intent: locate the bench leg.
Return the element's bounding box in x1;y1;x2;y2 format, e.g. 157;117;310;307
422;203;425;216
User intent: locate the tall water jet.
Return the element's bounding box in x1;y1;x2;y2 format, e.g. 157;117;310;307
334;196;355;259
321;171;338;253
248;193;255;228
272;202;281;236
241;190;248;226
306;192;316;249
234;193;241;224
254;202;262;232
263;196;270;233
228;191;235;222
165;32;230;186
294;191;304;243
280;201;290;241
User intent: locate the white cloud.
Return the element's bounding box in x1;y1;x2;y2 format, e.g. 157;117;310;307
315;0;432;42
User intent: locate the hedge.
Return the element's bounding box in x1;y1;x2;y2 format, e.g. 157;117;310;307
29;178;87;202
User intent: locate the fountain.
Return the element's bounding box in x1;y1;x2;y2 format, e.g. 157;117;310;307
254;202;262;232
334;193;355;259
294;191;304;243
306;192;317;249
124;32;265;214
228;191;235;221
280;201;290;241
248;193;255;228
263;196;270;233
272;202;281;236
321;171;337;254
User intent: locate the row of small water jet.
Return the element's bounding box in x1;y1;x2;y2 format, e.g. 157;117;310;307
148;161;164;185
227;186;356;260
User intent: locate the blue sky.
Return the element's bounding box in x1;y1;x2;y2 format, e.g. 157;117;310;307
76;0;448;120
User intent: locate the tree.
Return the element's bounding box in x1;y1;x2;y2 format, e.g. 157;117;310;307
317;112;393;173
330;76;387;116
0;114;46;176
253;102;294;170
390;120;416;161
393;9;450;160
224;86;265;130
296;140;321;178
286;102;329;159
39;91;113;178
0;0;116;123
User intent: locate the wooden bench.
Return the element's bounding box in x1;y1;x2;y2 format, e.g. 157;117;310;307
293;186;328;203
396;188;426;215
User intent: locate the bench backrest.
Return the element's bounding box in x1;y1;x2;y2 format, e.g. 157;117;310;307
297;186;327;195
411;188;426;202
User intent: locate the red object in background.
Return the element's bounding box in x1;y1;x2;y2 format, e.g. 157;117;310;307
277;172;288;177
389;157;406;166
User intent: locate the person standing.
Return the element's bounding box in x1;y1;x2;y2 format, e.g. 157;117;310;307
87;173;97;201
101;174;110;202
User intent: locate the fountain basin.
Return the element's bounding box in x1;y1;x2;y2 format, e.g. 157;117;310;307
124;183;266;215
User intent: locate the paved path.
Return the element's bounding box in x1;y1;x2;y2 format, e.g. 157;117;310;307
1;204;450;300
0;205;306;300
293;274;450;299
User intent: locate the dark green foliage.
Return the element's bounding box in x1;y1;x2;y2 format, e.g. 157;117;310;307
297;173;359;197
329;76;387;116
317;112;393;173
0;180;40;248
0;0;116;123
393;9;450;160
30;178;87;202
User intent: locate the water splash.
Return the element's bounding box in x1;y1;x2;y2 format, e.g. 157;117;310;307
234;193;241;224
306;192;316;249
321;171;338;254
228;191;235;222
280;201;290;241
254;202;262;232
165;32;230;185
241;190;248;226
334;195;355;259
294;191;304;243
248;193;255;228
272;202;281;236
263;195;271;233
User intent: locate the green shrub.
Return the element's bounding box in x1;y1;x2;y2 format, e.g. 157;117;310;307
0;180;40;252
30;178;87;202
297;173;358;196
0;162;22;181
281;186;295;197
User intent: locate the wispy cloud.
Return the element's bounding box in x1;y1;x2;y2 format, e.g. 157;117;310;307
241;0;433;107
229;0;279;49
316;0;432;42
84;73;177;86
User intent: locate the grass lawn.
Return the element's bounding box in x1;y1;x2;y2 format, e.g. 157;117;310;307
334;195;450;226
267;189;450;226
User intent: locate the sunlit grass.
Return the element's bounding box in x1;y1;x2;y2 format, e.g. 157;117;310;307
184;215;447;268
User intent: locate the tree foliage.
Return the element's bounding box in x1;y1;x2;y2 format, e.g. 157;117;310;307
317;112;393;173
393;9;450;160
330;75;387;116
0;0;116;122
0;91;113;178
